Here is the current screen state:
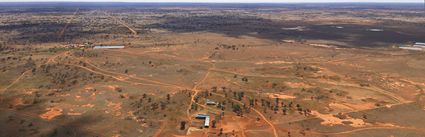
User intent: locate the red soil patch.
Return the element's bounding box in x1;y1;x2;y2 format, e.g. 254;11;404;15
329;103;355;112
266;93;296;99
107;101;122;111
40;107;63;120
67;112;83;116
311;111;370;127
255;61;292;65
107;101;122;116
81;103;95;108
342;102;376;111
10;97;25;108
285;82;311;88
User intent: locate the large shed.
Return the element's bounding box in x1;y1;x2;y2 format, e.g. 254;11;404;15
206;99;217;105
413;42;425;48
195;114;210;128
93;46;125;49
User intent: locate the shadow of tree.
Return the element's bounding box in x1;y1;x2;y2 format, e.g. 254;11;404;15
0;105;103;137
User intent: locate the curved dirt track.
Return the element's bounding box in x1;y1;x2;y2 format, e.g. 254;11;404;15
20;48;417;137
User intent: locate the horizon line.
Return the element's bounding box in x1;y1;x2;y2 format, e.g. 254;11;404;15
0;1;422;3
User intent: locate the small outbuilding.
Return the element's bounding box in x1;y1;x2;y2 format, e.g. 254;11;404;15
206;99;217;105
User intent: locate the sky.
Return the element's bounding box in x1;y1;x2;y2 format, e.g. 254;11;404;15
0;0;422;3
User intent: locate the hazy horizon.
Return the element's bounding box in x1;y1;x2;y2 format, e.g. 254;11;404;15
0;0;423;3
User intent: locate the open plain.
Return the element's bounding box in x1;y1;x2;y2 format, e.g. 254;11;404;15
0;2;425;137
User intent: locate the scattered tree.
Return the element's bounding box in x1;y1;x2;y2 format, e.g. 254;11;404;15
180;121;186;130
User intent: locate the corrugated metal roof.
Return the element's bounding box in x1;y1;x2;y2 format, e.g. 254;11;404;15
206;99;217;105
204;116;210;127
413;45;425;48
400;47;423;51
415;42;425;45
93;46;125;49
196;114;209;118
368;29;384;32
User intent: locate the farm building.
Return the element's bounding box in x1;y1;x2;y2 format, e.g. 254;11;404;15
399;46;423;51
367;29;384;32
195;114;210;128
413;42;425;48
206;99;217;105
93;46;125;49
399;42;425;51
204;116;210;127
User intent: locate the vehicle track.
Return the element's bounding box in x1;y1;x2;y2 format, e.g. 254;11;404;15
186;63;215;127
211;92;279;137
307;125;425;135
58;8;80;38
103;11;138;35
1;51;69;94
152;120;167;137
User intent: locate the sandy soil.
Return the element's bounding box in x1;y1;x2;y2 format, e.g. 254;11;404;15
266;93;296;99
311;111;370;127
39;107;63;120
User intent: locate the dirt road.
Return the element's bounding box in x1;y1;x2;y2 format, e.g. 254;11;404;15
103;11;138;35
186;63;215;127
212;93;279;137
1;51;69;94
58;8;80;38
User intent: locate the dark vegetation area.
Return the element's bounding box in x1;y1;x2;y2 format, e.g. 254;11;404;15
0;3;424;137
1;2;422;47
148;14;424;47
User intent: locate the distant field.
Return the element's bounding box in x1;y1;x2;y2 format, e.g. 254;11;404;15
0;3;425;137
